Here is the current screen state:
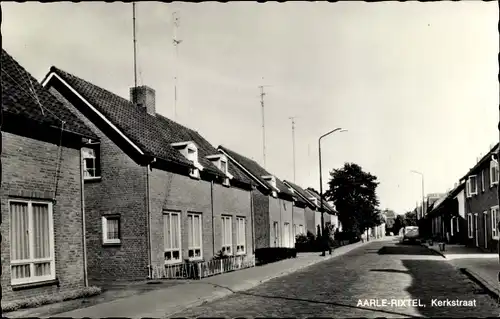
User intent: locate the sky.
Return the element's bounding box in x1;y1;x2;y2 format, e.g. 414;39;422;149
2;2;498;214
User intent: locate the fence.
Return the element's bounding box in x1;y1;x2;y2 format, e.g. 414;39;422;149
151;254;256;280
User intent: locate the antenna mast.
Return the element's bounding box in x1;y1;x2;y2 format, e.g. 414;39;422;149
259;83;269;168
289;117;297;182
173;11;182;120
133;2;137;89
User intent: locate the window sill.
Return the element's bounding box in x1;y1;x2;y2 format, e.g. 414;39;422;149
84;177;102;183
165;260;183;265
493;236;499;241
11;278;59;291
102;241;121;247
187;257;203;262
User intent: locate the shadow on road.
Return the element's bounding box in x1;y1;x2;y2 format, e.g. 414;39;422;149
370;268;410;274
377;244;441;256
400;259;497;318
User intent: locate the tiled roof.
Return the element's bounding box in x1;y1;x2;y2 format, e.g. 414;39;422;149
283;180;319;209
47;66;251;185
428;182;465;216
1;49;96;139
219;145;295;197
305;189;336;213
461;143;499;180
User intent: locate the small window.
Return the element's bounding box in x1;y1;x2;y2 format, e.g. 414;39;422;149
187;213;202;260
490;160;499;186
492;206;499;239
187;147;197;163
273;221;279;247
220;160;228;174
82;146;101;180
299;224;304;234
102;215;121;245
481;170;485;192
221;216;232;255
236;217;246;254
468;175;477;196
164;211;181;264
283;222;291;248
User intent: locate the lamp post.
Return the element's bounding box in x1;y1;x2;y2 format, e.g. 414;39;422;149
410;170;425;220
319;127;347;256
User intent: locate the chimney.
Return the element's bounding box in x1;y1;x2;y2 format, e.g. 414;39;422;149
130;86;156;116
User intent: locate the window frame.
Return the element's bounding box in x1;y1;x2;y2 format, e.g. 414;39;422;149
490;160;499;187
467;213;473;239
468;175;478;196
9;199;56;286
102;215;121;245
283;222;291;248
221;215;233;255
163;211;182;265
82;144;101;180
481;169;485;192
299;224;304;234
187;213;203;261
236;217;246;255
492;206;499;240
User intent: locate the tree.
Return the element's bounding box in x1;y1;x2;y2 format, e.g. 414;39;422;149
404;210;417;226
324;163;380;238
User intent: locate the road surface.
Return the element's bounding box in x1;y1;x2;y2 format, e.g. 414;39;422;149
171;239;499;318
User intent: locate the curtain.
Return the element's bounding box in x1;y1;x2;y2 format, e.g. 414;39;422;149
33;204;50;276
171;214;179;249
10;202;30;279
163;214;171;249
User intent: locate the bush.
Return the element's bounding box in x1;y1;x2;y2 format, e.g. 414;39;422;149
255;247;297;265
2;286;102;312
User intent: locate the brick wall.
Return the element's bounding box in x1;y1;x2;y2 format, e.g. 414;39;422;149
292;205;305;235
465;163;499;252
1;132;85;302
148;168;213;266
252;191;270;250
212;184;254;257
268;197;281;247
49;87;149;281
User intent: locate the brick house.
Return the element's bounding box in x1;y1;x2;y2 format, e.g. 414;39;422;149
304;188;339;234
218;146;298;251
460;143;499;252
1;50;98;302
41;67;255;282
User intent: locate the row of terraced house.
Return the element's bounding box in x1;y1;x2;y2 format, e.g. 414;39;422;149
1;49;341;304
423;142;500;252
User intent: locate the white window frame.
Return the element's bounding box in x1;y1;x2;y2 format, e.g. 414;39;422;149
236;217;246;255
467;213;473;239
163;211;182;264
490;160;499;187
171;142;204;178
491;206;499;240
283;222;291;248
82;146;100;180
9;200;56;286
102;215;121;244
273;221;279;247
187;213;203;261
299;224;304;234
468;175;478;196
221;215;232;255
481;170;485;192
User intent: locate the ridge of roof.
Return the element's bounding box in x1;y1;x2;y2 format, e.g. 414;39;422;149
461;143;500;181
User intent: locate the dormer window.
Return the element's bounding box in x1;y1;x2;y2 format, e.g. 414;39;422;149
171;141;203;179
206;154;233;187
262;175;277;189
220;160;228;175
309;197;318;205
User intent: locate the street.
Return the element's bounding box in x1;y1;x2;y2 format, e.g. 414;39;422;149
171;239;499;318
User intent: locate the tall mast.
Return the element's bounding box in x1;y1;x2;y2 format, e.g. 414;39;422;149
173;11;182;120
133;2;137;89
289;116;297;182
259;84;268;168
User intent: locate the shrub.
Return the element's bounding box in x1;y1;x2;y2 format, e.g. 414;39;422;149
2;286;102;312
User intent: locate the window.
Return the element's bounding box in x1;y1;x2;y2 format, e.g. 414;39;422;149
187;213;202;260
163;211;181;264
492;206;499;239
82;146;101;179
102;215;120;244
221;216;232;255
236;217;246;254
220;160;228;175
467;214;473;238
283;222;291;248
187;147;197;163
293;224;298;238
273;221;279;247
467;175;477;197
10;200;55;285
481;170;485;192
299;225;304;234
490;160;499;186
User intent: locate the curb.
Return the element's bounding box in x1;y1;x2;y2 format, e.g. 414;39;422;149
420;243;446;259
460;268;500;301
166;239;384;317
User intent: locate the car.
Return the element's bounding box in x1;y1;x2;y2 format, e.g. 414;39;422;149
399;226;419;244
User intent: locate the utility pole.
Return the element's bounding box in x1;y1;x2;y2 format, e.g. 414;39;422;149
289;116;297;182
259;83;270;168
173;11;182;120
132;2;137;89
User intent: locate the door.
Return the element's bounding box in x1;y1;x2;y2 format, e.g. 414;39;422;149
474;214;479;247
273;222;279;247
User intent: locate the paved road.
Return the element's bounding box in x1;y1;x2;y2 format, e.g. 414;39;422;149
171;240;499;318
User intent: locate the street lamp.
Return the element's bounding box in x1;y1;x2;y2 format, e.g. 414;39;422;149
319;127;347;256
410;170;425;220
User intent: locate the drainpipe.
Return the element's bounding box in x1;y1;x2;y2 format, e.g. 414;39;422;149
146;158;155;278
250;186;255;254
211;180;215;257
291;201;294;248
80;148;88;287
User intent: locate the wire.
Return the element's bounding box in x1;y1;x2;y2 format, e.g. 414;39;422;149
9;57;46;116
53;121;66;201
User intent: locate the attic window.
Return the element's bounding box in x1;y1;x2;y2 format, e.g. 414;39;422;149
187;147;197;163
220;159;228;175
262;175;277;189
171;141;204;176
206;154;233;185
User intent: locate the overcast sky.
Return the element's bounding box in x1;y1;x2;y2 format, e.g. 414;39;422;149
3;2;498;213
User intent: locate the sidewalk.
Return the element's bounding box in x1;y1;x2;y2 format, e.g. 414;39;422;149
422;242;499;298
48;237;389;319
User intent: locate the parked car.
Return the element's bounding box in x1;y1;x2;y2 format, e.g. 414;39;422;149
399;226;419;244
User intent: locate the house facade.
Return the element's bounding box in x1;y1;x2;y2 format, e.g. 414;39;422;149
218;146;297;251
42;66;255;282
460;144;499;252
283;181;321;237
1;50;98;302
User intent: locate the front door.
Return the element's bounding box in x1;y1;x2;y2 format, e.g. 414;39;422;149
474;214;479;247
